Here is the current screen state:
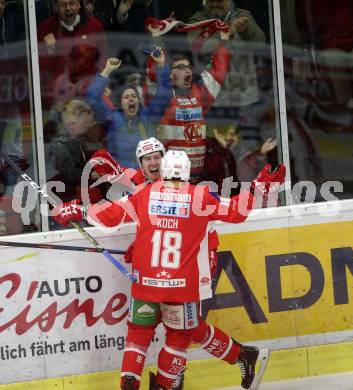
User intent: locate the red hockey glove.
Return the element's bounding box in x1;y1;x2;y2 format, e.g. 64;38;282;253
52;199;85;226
79;186;104;204
131;169;146;186
89;149;124;177
89;149;137;191
250;163;286;199
87;186;104;204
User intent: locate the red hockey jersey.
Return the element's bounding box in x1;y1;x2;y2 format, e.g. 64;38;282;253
121;170;220;269
87;181;253;302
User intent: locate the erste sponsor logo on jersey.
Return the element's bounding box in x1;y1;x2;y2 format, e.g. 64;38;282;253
176;107;202;121
149;200;190;218
142;277;186;288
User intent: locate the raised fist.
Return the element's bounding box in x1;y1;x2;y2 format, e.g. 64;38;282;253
101;58;122;77
44;33;56;54
151;46;166;68
215;20;230;40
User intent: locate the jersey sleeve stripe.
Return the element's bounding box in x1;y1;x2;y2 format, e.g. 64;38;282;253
201;70;221;99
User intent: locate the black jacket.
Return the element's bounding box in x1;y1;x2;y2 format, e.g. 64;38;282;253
0;8;17;60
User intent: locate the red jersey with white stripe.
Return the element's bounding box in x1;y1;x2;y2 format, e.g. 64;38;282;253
122;170;220;267
88;181;253;302
148;44;231;176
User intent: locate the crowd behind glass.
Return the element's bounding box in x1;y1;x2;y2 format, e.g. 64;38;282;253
1;0;353;235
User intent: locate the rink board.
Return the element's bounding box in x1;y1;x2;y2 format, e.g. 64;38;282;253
206;219;353;345
0;210;353;386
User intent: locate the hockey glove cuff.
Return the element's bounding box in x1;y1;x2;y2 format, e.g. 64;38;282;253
52;199;86;226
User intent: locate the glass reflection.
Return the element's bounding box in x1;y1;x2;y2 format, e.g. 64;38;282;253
0;0;40;235
282;0;353;201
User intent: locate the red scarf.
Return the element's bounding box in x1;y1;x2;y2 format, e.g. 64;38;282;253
144;17;229;52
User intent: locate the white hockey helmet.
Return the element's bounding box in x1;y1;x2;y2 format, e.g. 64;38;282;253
136;137;165;166
160;150;191;182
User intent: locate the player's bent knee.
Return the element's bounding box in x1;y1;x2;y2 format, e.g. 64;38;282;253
126;321;156;347
165;326;194;349
192;319;209;344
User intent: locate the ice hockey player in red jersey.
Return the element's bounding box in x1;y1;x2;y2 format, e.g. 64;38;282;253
90;138;222;389
53;150;285;389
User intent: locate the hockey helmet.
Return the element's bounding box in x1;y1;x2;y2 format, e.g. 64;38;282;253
136;137;165;166
160;150;191;182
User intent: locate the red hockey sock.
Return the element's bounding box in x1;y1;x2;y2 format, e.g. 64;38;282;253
120;341;147;387
156;345;187;389
120;322;156;388
200;324;241;363
155;327;193;389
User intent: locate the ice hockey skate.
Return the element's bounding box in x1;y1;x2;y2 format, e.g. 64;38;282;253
171;367;185;389
149;371;166;390
236;345;270;390
121;375;139;389
250;348;269;389
148;369;185;390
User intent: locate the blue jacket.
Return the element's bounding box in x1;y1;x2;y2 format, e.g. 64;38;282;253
86;65;171;168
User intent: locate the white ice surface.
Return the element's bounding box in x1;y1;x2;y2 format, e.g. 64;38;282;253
215;371;353;390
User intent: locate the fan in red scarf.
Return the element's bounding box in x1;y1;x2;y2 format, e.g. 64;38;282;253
144;16;229;52
142;18;231;182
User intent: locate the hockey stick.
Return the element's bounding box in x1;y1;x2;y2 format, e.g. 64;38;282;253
0;240;125;255
0;152;136;283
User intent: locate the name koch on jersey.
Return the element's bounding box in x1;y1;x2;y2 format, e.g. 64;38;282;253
149;200;190;218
